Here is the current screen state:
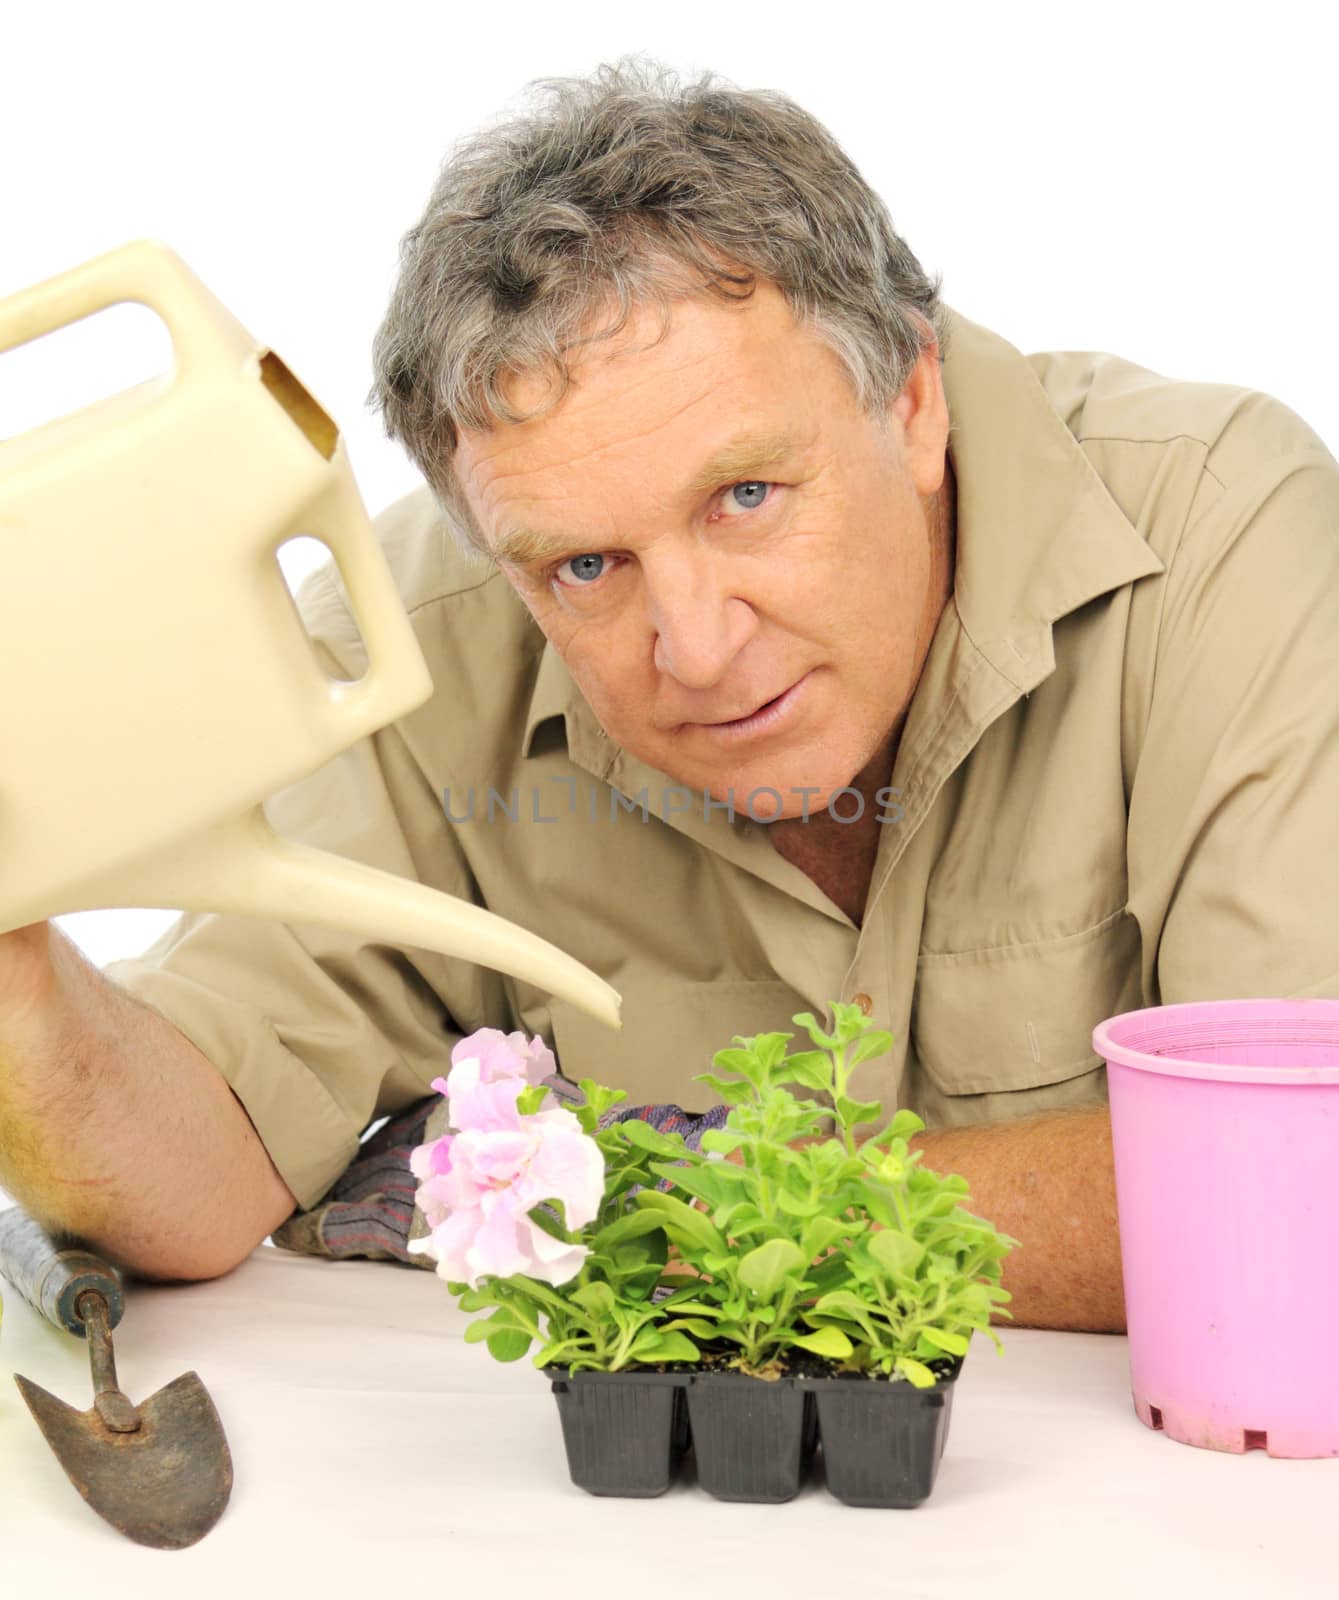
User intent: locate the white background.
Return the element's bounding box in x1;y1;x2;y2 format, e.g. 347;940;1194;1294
3;0;1335;969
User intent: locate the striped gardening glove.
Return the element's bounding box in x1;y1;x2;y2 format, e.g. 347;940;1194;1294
270;1082;728;1268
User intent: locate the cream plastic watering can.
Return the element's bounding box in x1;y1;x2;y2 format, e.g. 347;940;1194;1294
0;239;621;1030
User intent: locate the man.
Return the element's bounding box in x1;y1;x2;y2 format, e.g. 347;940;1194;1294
2;59;1336;1332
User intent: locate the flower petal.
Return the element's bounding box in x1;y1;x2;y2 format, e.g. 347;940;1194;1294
409;1134;454;1181
523;1128;605;1230
448;1062;525;1133
465;1192;532;1281
516;1216;589;1286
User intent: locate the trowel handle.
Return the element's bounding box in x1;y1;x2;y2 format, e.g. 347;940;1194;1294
0;1207;125;1337
0;237;242;383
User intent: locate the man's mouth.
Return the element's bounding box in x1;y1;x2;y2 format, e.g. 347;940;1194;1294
695;672;812;738
710;689;788;726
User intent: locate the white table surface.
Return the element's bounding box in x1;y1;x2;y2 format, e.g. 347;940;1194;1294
0;1239;1333;1598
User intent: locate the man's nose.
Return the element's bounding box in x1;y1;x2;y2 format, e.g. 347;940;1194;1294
646;556;757;688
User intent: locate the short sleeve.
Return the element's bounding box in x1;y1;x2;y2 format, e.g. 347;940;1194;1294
101;567;505;1212
1127;447;1339;1003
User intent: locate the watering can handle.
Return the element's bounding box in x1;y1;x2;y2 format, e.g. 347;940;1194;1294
293;473;438;747
0;237;428;752
0;237;249;382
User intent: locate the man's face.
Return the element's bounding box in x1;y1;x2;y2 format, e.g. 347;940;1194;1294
453;277;952;819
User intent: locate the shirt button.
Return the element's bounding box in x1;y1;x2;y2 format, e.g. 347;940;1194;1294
851;992;873;1016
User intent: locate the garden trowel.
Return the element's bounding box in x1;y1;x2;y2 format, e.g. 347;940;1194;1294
0;1207;231;1549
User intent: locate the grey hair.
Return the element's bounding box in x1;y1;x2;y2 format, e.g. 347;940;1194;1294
367;54;948;558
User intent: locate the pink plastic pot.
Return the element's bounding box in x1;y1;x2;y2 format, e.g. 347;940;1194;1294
1093;998;1339;1459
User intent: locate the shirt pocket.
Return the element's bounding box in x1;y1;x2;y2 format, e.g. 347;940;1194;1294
548;977;813;1111
912;905;1142;1098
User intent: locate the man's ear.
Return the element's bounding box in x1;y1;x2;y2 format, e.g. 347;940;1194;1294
888;344;951;499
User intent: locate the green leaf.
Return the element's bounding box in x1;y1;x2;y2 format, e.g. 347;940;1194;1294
526;1204;570;1241
805;1258;855;1299
868;1229;926;1278
653;1300;724;1320
592;1209;670;1250
486;1327;533;1362
501;1274;589;1319
830;1002;873;1044
776;1188;821;1219
615;1230;667;1271
692;1074;755;1106
853;1183;897;1229
737;1239;807;1299
845;1030;895;1069
708;1047;757;1078
836;1095;884;1128
570;1282;616;1318
717;1207;764;1238
800;1215;852;1261
633;1189;727;1254
791;1011;838;1050
658;1317;719;1338
777;1049;832;1092
810;1290;879;1331
698;1128;746;1156
597;1158;642;1189
516;1084;549;1115
886;1108;926;1140
535;1337;587;1368
917;1326;970;1356
618;1120;683;1157
646;1162;731;1209
464;1311;522;1344
895;1356;939;1389
579;1079;627;1120
627;1329;701;1363
789;1326;854;1359
753;1031;794;1066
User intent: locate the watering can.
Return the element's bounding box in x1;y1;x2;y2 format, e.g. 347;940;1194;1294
0;238;621;1029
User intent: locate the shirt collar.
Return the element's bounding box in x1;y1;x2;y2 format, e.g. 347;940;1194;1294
521;300;1166;762
940;303;1165;688
521;629;612;774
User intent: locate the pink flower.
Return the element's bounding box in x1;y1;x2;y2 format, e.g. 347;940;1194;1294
407;1027;603;1289
441;1028;560;1134
451;1028;555;1087
408;1132;454;1187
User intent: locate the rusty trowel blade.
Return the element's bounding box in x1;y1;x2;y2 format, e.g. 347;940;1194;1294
14;1370;233;1550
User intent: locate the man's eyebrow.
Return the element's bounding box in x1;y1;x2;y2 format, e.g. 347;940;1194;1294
681;426;800;497
491;427;801;568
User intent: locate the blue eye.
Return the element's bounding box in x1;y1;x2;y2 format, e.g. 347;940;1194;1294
556;553;606;585
728;481;770;511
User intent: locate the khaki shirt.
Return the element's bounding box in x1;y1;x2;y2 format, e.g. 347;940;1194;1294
102;305;1339;1212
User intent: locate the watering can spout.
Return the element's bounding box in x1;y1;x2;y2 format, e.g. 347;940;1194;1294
0;240;621;1032
66;808;623;1030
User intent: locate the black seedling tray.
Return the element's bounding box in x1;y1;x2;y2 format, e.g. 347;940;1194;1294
543;1356;962;1507
546;1368;690;1497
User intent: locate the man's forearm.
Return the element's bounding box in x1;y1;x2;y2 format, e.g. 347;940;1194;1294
0;924;297;1280
906;1103;1127;1334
